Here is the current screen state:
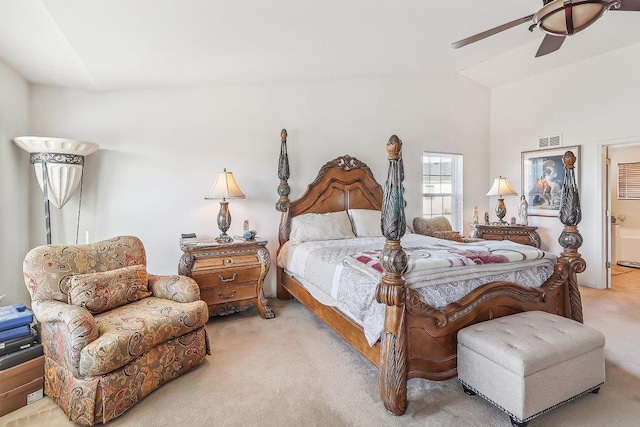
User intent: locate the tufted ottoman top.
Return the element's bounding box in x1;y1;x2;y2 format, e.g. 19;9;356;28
457;311;605;377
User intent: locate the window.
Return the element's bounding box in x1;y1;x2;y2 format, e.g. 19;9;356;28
422;152;463;231
618;162;640;199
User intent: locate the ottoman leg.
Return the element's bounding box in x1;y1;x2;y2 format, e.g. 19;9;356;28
461;384;476;396
510;416;528;427
591;387;600;394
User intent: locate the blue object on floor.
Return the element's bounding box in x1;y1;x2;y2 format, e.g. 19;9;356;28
0;325;31;342
0;304;33;336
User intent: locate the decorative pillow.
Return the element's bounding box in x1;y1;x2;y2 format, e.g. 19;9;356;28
68;265;151;314
348;209;383;237
289;211;356;245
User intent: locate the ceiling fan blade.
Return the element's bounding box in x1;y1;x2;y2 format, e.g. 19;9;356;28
615;0;640;11
535;34;566;57
451;14;535;49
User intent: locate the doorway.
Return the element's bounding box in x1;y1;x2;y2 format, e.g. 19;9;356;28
603;140;640;289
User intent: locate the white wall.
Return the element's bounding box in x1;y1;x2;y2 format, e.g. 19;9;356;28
491;42;640;288
30;73;491;296
0;59;30;306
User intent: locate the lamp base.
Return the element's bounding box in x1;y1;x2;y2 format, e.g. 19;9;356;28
216;233;234;243
495;197;508;224
216;200;233;243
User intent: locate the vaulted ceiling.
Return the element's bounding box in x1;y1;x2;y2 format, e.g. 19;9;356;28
1;0;639;91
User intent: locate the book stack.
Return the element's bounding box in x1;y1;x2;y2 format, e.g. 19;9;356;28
0;303;44;416
0;304;42;371
180;233;197;246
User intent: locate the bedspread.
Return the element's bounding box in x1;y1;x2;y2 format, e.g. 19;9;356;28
278;234;555;346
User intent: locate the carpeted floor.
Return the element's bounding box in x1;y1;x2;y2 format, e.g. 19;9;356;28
2;292;640;426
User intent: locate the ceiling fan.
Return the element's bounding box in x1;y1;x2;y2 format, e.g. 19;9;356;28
451;0;640;57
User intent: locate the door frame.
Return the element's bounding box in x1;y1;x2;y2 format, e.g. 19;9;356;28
597;137;640;289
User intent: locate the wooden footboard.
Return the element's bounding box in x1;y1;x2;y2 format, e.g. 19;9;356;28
275;130;585;416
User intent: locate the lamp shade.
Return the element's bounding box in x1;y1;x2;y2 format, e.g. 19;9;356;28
205;169;245;200
533;0;616;36
14;136;99;209
486;176;518;198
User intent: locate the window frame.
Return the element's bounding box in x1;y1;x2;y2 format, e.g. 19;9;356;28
421;151;464;231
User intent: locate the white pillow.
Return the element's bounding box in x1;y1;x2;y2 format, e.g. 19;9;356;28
289;211;356;245
348;208;413;237
348;209;383;237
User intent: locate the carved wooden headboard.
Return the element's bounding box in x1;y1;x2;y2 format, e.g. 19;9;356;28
276;130;383;246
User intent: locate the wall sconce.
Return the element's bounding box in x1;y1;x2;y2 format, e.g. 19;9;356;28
205;169;245;243
14;137;99;244
486;176;518;225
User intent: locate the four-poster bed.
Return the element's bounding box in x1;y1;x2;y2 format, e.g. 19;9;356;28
275;129;585;415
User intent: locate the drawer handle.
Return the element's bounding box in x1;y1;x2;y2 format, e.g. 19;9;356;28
224;258;234;265
218;273;237;283
218;289;237;299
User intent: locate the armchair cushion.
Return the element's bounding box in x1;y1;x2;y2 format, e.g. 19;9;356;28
68;265;151;314
80;297;208;377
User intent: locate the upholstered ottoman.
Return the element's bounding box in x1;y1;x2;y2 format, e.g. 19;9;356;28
457;311;605;427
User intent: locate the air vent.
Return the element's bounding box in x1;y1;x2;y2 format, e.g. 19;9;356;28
538;134;562;148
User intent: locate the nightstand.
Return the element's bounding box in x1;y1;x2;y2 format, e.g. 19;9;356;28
178;239;274;319
469;224;541;248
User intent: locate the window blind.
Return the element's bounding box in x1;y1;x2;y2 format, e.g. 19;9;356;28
618;162;640;200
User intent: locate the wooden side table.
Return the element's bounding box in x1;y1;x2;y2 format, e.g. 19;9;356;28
178;239;274;319
469;224;541;248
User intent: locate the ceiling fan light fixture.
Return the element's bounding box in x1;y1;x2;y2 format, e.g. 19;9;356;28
533;0;620;36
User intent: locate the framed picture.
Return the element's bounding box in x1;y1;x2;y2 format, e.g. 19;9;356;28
521;146;580;217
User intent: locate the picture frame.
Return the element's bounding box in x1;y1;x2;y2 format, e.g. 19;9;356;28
521;146;580;217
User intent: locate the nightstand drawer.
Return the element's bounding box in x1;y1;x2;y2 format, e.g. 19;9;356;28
195;253;257;269
201;283;257;305
468;224;540;248
193;266;261;288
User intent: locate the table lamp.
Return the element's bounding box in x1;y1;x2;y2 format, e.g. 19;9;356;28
486;176;517;225
205;169;245;243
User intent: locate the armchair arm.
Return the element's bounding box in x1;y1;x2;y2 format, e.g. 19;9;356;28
148;274;201;303
31;299;98;377
431;230;463;242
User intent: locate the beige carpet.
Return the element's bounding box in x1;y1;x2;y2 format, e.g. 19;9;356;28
2;297;640;427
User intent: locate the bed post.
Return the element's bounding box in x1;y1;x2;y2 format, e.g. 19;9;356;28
557;150;585;323
375;135;408;415
276;129;292;299
276;129;290;215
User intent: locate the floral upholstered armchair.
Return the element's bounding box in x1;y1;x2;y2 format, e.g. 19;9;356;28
22;236;210;425
413;216;462;242
413;216;471;242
